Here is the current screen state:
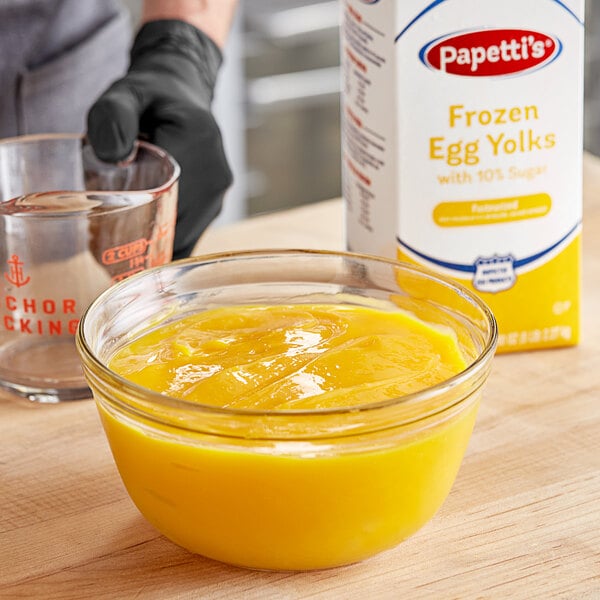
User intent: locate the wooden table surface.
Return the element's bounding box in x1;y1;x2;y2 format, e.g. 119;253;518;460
1;156;599;599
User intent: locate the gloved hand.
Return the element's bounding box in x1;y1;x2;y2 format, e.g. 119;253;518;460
87;19;233;259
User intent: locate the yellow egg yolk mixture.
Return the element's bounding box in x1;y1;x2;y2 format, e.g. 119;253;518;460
101;304;478;570
108;304;467;409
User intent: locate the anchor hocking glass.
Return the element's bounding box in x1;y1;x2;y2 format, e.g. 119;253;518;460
0;134;179;402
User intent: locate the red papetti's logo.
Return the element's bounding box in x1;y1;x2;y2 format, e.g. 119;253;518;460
420;29;561;77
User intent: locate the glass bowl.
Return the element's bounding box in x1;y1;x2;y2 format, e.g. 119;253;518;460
76;249;497;571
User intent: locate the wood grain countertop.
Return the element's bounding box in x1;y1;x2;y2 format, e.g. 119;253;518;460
1;155;599;599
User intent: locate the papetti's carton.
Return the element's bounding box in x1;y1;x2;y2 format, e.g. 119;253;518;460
341;0;584;352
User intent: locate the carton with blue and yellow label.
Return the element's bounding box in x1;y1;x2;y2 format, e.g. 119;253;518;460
342;0;584;352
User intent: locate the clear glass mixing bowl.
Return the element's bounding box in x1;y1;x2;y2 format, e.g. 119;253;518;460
76;249;497;571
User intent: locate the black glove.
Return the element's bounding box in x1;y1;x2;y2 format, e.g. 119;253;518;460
87;19;233;259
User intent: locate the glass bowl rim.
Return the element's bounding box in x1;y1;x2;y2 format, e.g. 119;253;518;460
76;248;498;420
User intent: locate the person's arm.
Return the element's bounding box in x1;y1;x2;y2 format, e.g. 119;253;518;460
141;0;237;48
87;0;238;259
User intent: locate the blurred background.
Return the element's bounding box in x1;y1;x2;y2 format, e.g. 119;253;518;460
124;0;600;226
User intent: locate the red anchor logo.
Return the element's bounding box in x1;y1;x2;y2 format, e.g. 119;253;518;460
4;255;31;287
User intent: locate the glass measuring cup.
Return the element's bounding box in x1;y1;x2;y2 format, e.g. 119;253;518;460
0;134;179;402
